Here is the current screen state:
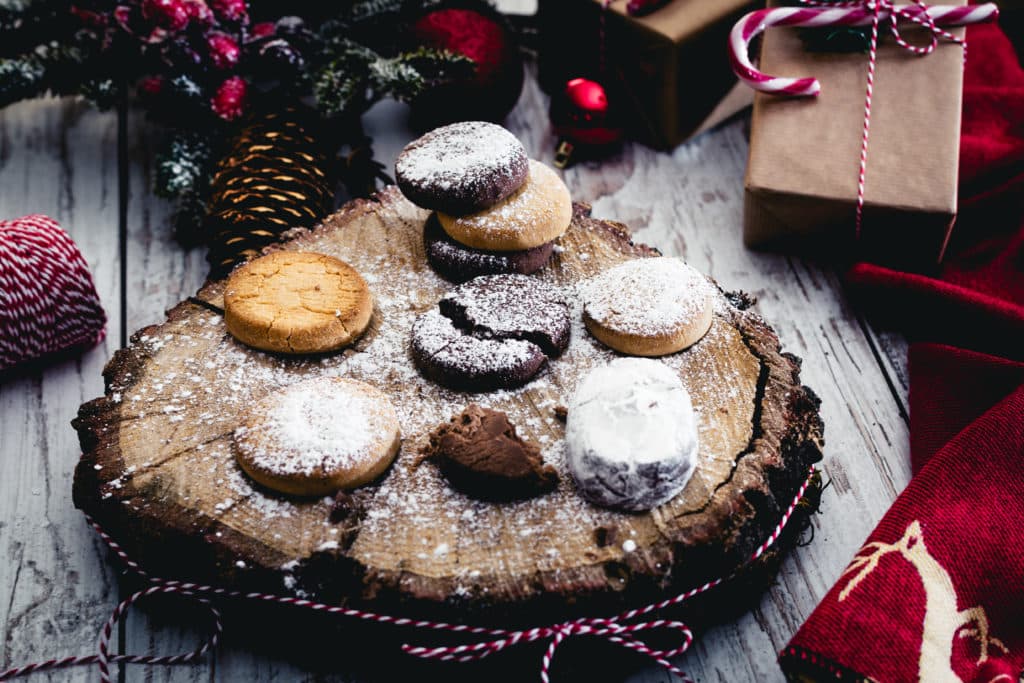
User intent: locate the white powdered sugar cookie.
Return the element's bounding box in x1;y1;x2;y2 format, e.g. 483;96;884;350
565;358;699;512
234;377;400;496
582;257;714;356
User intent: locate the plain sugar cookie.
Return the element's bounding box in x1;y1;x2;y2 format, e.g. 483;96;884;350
582;257;714;357
437;159;572;252
224;251;373;354
565;358;699;512
233;377;401;496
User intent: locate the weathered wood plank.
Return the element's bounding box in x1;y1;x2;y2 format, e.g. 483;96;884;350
0;97;122;681
118;105;316;683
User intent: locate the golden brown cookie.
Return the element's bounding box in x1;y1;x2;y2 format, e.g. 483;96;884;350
233;377;401;497
582;257;715;357
437;160;572;252
224;251;373;354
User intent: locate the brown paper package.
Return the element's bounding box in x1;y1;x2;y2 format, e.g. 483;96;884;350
744;4;967;268
539;0;756;149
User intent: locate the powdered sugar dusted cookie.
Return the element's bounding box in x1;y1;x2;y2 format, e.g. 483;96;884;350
233;377;400;496
439;274;570;357
396;121;528;215
582;257;714;357
565;358;699;512
438;160;572;251
411;273;570;391
411;308;547;392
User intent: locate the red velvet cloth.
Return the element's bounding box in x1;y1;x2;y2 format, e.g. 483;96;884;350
780;22;1024;682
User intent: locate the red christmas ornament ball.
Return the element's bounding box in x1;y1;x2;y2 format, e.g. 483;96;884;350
211;76;247;121
551;78;624;148
408;6;523;129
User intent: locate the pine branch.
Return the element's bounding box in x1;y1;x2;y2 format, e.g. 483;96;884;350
347;0;409;23
370;47;473;102
0;53;45;107
155;130;222;245
154;131;218;200
313;42;473;117
0;0;75;58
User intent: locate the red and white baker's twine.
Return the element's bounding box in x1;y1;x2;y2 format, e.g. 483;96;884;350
729;0;998;237
0;469;816;683
0;215;107;371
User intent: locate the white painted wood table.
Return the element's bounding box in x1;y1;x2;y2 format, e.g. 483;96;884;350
0;65;912;682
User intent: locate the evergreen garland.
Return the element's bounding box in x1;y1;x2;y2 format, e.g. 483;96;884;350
0;0;479;241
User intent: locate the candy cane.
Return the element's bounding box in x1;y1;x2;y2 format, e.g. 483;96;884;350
729;2;1000;97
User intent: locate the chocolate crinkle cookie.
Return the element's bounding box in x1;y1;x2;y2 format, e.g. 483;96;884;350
412;274;570;391
395;121;528;215
423;214;555;282
421;404;558;501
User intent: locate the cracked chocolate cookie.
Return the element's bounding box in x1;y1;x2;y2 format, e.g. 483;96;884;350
421;404;558;501
396;121;529;215
423;214;555;282
411;274;570;391
224;251;373;355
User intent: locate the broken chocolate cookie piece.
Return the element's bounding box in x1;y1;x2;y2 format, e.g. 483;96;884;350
422;404;558;501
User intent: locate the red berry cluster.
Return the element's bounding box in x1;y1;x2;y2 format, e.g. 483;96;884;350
99;0;260;121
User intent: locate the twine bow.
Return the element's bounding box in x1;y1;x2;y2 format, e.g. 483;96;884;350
729;0;999;237
0;470;815;682
402;613;696;683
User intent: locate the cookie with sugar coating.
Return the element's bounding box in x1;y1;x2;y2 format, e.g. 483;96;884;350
233;377;401;497
396;121;529;215
565;358;699;512
224;251;373;355
437;160;572;252
582;257;714;357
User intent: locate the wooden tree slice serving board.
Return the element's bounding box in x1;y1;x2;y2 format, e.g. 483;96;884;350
73;187;824;626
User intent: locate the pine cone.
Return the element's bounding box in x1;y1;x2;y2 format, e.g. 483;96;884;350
203;106;334;276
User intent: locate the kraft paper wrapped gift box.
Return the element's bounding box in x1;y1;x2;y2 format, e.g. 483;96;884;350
539;0;757;149
744;3;968;267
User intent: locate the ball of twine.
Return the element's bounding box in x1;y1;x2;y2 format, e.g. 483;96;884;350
0;214;106;371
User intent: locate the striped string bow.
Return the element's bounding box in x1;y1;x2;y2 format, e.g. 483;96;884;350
728;0;1000;236
0;470;816;682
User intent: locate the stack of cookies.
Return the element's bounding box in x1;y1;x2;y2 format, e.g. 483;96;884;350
395;121;572;282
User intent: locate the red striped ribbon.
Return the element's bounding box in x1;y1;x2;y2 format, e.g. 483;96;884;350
0;469;817;682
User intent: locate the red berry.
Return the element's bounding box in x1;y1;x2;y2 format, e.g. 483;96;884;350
142;0;190;32
138;76;164;96
70;6;107;27
206;32;240;70
181;0;213;24
250;21;275;38
212;76;247;121
211;0;248;24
